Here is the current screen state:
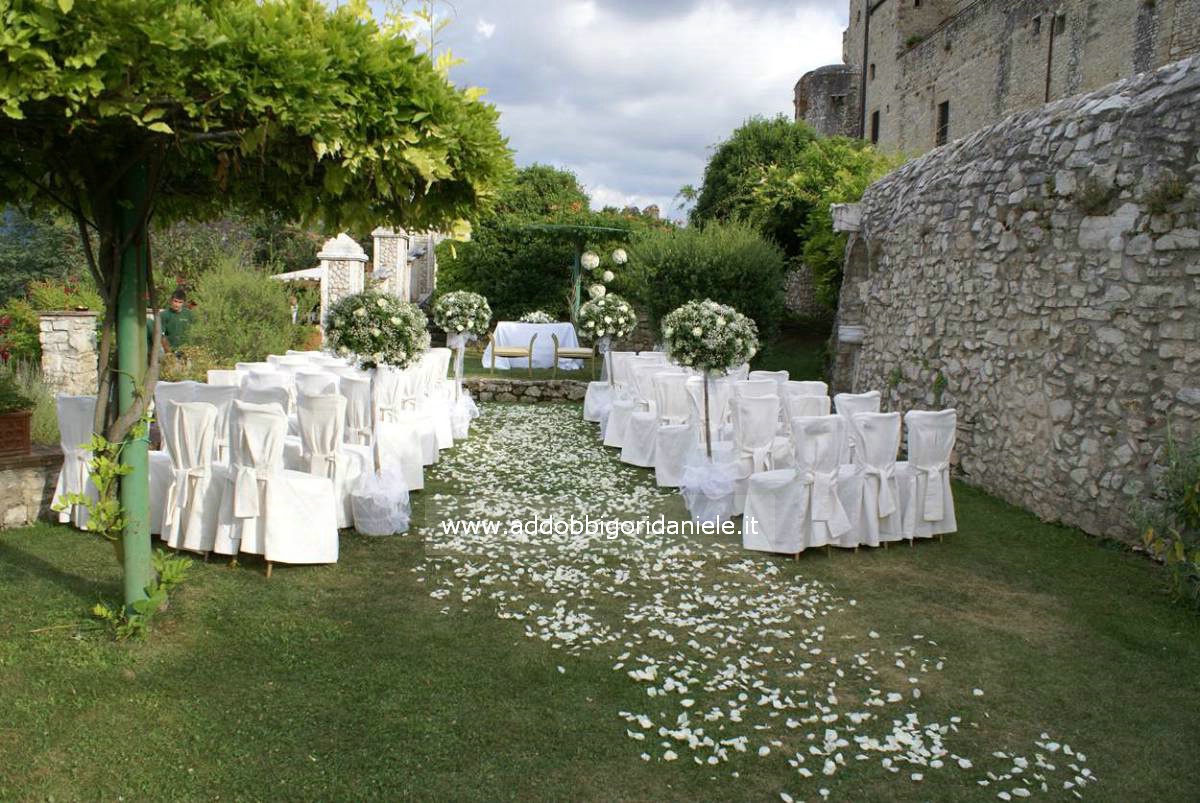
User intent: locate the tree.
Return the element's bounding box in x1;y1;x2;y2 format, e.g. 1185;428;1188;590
0;0;511;607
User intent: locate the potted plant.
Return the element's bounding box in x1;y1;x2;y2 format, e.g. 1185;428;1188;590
0;369;34;457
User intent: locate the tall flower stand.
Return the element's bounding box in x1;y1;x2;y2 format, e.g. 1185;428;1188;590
679;370;738;524
582;335;613;426
447;333;480;439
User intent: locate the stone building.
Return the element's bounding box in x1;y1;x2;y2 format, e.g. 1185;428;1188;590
828;56;1200;542
795;0;1200;152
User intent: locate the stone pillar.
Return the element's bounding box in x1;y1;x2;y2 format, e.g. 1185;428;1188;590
317;233;368;330
408;232;443;303
371;227;411;301
38;311;99;396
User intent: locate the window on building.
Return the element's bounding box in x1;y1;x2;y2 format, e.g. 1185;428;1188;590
869;63;876;80
914;0;922;6
1054;14;1066;35
870;110;880;144
1033;15;1042;35
936;101;950;146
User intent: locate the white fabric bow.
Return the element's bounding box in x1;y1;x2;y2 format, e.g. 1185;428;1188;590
920;462;949;521
232;465;264;519
747;444;772;474
799;468;853;537
861;463;897;517
346;424;373;445
163;466;209;527
306;449;339;478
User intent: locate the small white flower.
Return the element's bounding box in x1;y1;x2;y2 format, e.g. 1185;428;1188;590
376;297;387;308
691;326;703;337
581;251;600;270
353;307;367;318
457;324;466;331
602;270;614;283
390;316;401;325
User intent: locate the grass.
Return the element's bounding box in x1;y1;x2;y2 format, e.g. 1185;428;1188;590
1;402;1198;800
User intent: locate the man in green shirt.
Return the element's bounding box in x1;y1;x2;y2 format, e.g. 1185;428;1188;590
158;289;193;354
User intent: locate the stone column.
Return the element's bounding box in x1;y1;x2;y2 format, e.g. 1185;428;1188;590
317;233;368;331
38;311;99;396
408;232;444;303
371;227;411;301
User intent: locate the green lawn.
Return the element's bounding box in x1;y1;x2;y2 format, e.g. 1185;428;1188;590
1;403;1197;801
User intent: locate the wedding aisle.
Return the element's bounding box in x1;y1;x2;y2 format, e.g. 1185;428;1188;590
414;403;1100;800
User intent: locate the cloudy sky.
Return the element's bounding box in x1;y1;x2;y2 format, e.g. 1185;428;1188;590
376;1;849;221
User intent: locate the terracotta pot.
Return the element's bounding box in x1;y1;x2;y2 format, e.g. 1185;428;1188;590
0;409;32;458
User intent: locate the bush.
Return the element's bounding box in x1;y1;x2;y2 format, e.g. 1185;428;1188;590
159;345;224;383
627;221;786;339
1;360;57;444
0;366;34;414
0;208;89;302
1138;427;1200;608
0;299;42;363
189;259;296;365
153;215;256;292
27;276;103;311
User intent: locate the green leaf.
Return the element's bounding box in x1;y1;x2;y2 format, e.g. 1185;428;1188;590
147;121;173;134
57;0;74;12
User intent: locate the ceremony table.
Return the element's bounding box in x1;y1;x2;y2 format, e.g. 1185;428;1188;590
481;321;583;370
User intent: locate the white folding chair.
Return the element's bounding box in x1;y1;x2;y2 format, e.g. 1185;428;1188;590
372;366;428;491
374;364;438;465
294;370;339;398
845;411;903;548
601;351;640;448
732;394;785;514
784;389;831;422
53;394;97;528
834;390;881;464
340;375;374;448
287;393;374;529
154;380;200;446
213;401;339;572
235;361;276;373
685;375;733;449
621;363;678;468
792;415;854;551
787;380;829;397
902;409;957;540
160;401;224;555
239;385;290;415
206;369;242;387
652;372;693;487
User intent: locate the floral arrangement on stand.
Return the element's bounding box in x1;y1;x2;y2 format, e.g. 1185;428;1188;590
518;310;556;324
661;299;758;457
579;247;626;305
324;290;430;370
433;291;491;418
578;293;636;387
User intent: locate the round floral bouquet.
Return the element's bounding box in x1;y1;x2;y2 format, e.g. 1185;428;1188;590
518;310;556;324
578;293;636;343
324;290;430;370
661;299;758;372
433;291;492;343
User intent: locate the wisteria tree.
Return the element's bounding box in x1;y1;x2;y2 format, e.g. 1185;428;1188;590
0;0;512;606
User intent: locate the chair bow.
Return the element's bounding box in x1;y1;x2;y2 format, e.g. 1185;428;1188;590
919;462;950;521
861;463;898;517
306;449;339;478
346;424;373;445
163;465;209;527
232;465;265;519
798;468;853;537
746;444;773;474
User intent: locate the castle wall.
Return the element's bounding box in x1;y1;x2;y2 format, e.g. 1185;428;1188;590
830;56;1200;541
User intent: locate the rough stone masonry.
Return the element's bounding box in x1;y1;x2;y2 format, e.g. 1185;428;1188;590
831;56;1200;541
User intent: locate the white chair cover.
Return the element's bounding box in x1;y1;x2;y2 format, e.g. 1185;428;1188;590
160;401;224;554
191;384;238;464
653;372;693;487
792;415;854;549
239;385;290;414
583;381;611;423
154;380;200;446
340;375;374;448
372;366;427;492
374;364;438;465
685;375;733;447
749;370;789;390
417;350;454;450
267;355;310;369
732;394;787;514
294;370;338;397
903;409;958;538
287;393;373;529
787;380;829;397
733;379;777;400
620;363;677;467
742;467;803;555
609;351;637;390
213;401;339;565
206;369;242;387
846;412;904;547
235;361;276;373
834;390;881;464
53;395;97;528
785;390;831;421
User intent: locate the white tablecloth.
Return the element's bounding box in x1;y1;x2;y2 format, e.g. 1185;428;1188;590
481;321;582;370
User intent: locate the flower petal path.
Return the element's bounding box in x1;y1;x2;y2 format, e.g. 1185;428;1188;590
415;403;1098;800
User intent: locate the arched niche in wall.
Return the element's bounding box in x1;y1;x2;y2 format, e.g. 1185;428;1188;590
840;234;870;328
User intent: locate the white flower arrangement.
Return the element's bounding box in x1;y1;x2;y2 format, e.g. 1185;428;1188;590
324;290;430;370
578;293;636;343
611;248;627;265
587;283;607;300
518;310;556;324
660;299;758;373
433;290;492;339
581;251;601;270
601;270;614;283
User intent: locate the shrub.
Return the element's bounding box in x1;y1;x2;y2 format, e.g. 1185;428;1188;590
0;208;89;302
189;259;296;365
1138;427;1200;608
153;215;256;292
0;299;42;364
1;360;57;444
627;221;786;339
159;345;224;383
27;276;103;311
0;366;34;414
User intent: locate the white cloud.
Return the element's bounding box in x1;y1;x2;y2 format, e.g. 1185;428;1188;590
474;17;495;40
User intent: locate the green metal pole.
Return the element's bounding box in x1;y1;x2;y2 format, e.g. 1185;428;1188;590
116;161;153;609
572;242;583;323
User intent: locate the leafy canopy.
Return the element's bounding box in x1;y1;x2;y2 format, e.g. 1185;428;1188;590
0;0;513;234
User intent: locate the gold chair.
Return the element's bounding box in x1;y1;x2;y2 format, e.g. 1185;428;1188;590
488;331;538;378
551;333;597;379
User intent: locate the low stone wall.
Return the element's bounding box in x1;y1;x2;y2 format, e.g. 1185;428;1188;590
465;378;588;403
0;447;63;529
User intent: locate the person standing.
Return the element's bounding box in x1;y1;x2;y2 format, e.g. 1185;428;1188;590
159;289;194;355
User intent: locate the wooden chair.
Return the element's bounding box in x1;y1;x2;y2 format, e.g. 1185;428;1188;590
488;332;538;378
551;333;597;379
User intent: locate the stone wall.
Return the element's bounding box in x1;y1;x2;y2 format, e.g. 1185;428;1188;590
831;56;1200;542
793;64;861;138
0;447;63;529
783;263;829;321
465;378;588;404
371;227;411;300
834;0;1200;155
38;311;98;395
318;233;367;330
